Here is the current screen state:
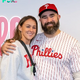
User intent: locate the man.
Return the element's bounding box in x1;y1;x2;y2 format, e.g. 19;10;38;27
1;3;80;80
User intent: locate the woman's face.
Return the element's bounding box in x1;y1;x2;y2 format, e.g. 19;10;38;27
19;19;37;44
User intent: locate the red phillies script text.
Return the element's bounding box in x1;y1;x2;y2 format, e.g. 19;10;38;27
31;45;62;59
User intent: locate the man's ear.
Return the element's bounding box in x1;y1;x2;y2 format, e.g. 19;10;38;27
58;15;61;19
18;25;22;31
39;18;41;22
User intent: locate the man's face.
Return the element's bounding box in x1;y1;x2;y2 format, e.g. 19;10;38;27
40;11;60;34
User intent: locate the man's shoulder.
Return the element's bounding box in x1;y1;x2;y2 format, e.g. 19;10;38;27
61;31;79;44
61;31;77;40
34;32;44;39
36;32;44;37
30;33;44;45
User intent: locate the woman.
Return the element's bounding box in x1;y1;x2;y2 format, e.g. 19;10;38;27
1;15;38;80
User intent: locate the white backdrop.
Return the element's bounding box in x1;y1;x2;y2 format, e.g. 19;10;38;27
0;0;80;56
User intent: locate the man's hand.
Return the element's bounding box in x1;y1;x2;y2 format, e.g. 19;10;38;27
1;39;16;55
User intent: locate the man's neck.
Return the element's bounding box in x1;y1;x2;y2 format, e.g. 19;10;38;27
44;29;61;38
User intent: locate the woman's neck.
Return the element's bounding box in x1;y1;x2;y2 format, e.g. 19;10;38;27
21;38;30;45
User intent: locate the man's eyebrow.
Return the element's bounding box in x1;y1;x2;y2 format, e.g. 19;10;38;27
50;13;55;16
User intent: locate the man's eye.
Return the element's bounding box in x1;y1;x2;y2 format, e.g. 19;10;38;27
43;17;47;19
50;14;55;18
41;16;47;19
50;15;54;17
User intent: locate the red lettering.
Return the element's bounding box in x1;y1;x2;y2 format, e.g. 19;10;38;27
47;48;52;57
40;51;44;56
44;48;52;57
31;45;62;59
50;53;54;57
36;49;40;56
58;53;62;59
54;52;58;58
31;45;39;55
24;54;32;68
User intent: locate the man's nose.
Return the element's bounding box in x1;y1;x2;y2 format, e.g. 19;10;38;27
47;17;52;22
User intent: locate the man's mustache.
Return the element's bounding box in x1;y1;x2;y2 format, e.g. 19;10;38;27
45;22;55;26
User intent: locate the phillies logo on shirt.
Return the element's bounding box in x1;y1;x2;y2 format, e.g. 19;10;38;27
31;45;62;59
24;54;32;68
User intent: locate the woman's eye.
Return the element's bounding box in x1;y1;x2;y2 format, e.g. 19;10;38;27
26;26;30;28
33;26;36;29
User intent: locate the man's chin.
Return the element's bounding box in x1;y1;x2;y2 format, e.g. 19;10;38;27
44;30;56;35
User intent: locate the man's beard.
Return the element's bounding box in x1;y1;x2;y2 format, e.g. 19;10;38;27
41;20;59;35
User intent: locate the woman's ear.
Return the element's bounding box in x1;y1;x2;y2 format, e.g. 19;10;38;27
18;25;22;32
